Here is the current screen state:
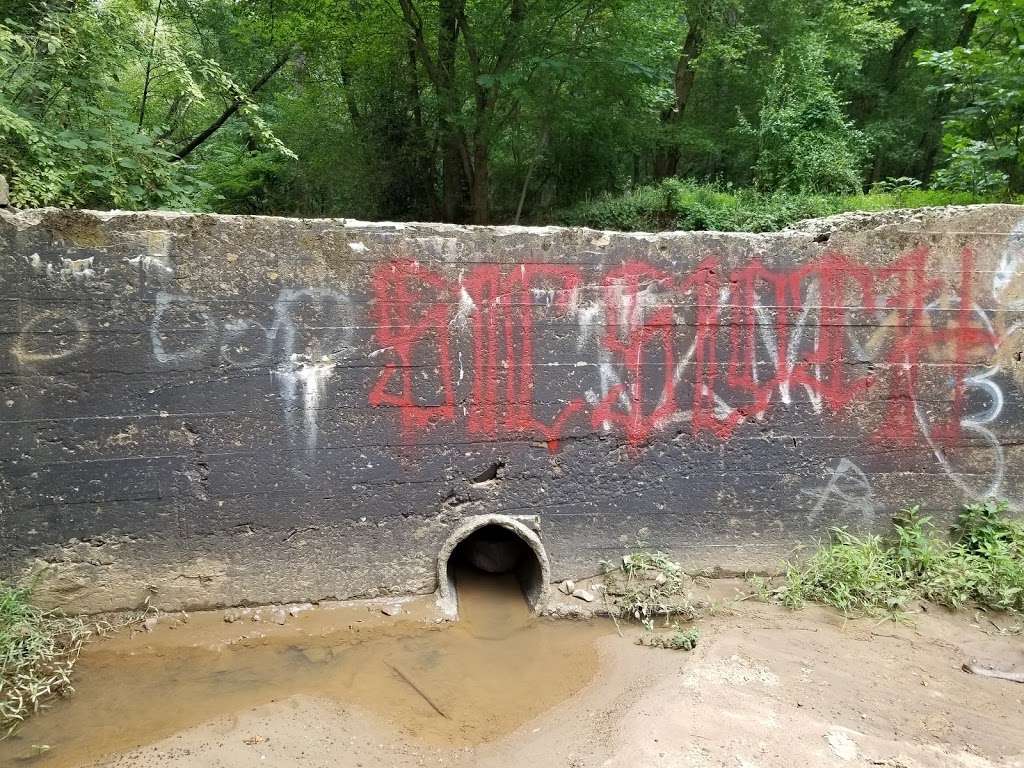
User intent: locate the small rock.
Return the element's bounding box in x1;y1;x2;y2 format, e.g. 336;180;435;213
560;580;575;595
824;728;858;761
571;588;595;603
655;572;667;585
381;605;402;617
142;616;158;632
271;608;287;625
223;609;242;623
251;610;262;622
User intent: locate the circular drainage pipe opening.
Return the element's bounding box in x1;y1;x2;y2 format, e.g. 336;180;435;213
436;515;551;618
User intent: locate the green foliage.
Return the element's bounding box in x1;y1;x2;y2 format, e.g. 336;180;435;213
923;501;1024;610
932;138;1011;195
560;180;829;231
917;0;1024;195
0;578;152;735
0;2;213;209
773;501;1024;617
0;0;1021;219
746;47;866;194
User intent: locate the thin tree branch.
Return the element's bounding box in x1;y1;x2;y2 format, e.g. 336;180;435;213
515;126;548;224
139;0;164;130
172;49;292;162
395;0;443;88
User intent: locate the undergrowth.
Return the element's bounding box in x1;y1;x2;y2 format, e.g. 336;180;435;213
770;500;1024;617
0;581;110;738
556;179;1022;233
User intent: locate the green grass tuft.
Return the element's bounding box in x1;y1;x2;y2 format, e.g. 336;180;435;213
772;500;1024;617
0;582;98;738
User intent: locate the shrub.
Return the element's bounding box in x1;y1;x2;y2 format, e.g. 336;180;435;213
637;626;699;651
774;501;1024;617
747;51;866;195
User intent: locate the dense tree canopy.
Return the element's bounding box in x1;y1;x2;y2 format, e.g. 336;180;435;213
0;0;1021;224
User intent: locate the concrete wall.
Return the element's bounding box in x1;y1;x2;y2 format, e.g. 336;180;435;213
2;206;1023;612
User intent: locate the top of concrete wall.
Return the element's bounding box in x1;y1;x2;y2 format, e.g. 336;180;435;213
3;203;1023;241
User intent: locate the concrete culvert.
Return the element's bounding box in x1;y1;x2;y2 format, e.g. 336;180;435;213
436;515;551;619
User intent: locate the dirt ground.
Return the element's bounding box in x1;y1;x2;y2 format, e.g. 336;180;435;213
2;578;1022;768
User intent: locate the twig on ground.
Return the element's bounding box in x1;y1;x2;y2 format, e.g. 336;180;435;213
387;663;450;719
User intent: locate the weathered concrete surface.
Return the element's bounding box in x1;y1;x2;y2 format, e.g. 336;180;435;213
1;206;1023;612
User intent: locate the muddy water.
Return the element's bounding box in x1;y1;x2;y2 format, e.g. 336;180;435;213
0;571;610;767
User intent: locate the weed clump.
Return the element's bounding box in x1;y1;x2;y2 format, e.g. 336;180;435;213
603;550;701;629
0;582;97;737
773;501;1024;617
637;626;699;651
602;550;703;651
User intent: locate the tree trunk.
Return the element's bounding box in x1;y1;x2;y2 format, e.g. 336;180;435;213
340;69;361;125
438;0;470;222
406;38;424;130
138;0;164;130
859;26;918;181
471;141;489;224
882;26;919;92
515;127;549;224
405;39;442;219
1009;146;1024;194
917;9;978;183
653;25;702;180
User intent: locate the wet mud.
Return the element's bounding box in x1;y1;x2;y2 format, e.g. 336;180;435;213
0;568;609;767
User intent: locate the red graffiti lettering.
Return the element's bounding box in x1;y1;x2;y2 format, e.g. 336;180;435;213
368;260;455;436
682;258;737;439
367;246;997;452
504;265;586;450
787;253;876;410
592;262;678;445
463;263;585;450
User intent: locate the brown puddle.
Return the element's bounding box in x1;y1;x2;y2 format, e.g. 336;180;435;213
0;569;610;767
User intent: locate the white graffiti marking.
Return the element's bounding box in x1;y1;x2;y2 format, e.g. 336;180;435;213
150;292;219;364
267;288;354;450
993;218;1024;308
25;253;99;281
804;458;875;525
915;301;1005;499
149;287;354;450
